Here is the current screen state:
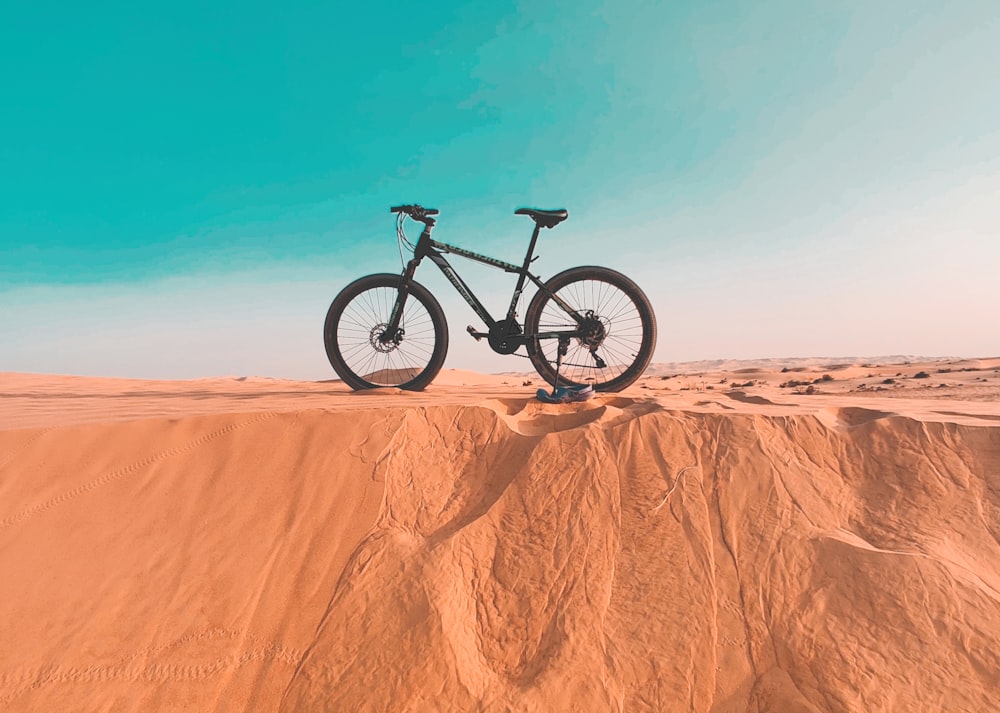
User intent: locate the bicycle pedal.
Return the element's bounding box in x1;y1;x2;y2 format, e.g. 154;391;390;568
466;325;486;341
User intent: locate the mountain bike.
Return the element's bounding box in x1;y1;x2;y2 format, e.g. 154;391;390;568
323;204;657;391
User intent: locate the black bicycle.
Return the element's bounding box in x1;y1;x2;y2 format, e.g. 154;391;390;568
323;204;657;391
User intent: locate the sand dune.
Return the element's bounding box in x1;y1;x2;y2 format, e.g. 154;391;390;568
2;358;999;712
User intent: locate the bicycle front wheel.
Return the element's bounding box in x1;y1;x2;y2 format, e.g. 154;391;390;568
525;266;656;392
324;273;449;390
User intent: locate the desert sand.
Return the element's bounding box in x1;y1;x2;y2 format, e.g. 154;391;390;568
1;357;998;712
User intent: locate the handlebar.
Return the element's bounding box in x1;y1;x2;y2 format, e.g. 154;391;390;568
390;204;439;218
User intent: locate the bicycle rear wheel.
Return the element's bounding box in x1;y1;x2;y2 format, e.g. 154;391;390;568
525;266;656;392
324;273;449;390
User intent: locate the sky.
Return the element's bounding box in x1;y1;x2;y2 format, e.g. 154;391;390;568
2;0;998;379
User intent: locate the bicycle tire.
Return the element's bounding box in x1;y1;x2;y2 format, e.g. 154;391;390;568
324;273;449;390
525;266;656;392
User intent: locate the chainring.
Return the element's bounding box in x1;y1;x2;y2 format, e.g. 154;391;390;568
487;319;524;355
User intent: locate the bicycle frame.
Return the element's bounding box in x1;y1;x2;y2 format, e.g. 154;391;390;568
385;219;582;345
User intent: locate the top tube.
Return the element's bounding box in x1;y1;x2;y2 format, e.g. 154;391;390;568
430;240;522;272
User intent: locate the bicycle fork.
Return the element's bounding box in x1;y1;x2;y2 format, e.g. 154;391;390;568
382;257;421;345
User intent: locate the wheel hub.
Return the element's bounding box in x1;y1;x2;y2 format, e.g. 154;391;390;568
578;311;607;348
370;324;402;353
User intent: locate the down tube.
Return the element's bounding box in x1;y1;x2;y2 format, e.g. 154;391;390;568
427;252;497;329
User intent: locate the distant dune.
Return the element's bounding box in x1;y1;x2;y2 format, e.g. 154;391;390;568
2;358;999;712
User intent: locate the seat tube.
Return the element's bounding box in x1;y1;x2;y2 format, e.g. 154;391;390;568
506;223;541;319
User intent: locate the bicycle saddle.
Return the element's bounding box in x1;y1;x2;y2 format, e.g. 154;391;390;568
515;207;568;228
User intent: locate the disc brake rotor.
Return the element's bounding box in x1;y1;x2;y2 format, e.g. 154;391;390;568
370;324;403;353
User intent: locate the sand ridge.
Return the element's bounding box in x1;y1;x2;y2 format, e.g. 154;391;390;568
3;356;1000;431
1;357;999;712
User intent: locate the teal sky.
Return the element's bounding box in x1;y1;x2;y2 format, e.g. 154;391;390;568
2;1;998;378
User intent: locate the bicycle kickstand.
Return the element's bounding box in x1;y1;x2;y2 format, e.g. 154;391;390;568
554;335;570;390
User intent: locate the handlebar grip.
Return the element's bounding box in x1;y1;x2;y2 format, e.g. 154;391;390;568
390;205;409;213
425;208;439;215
